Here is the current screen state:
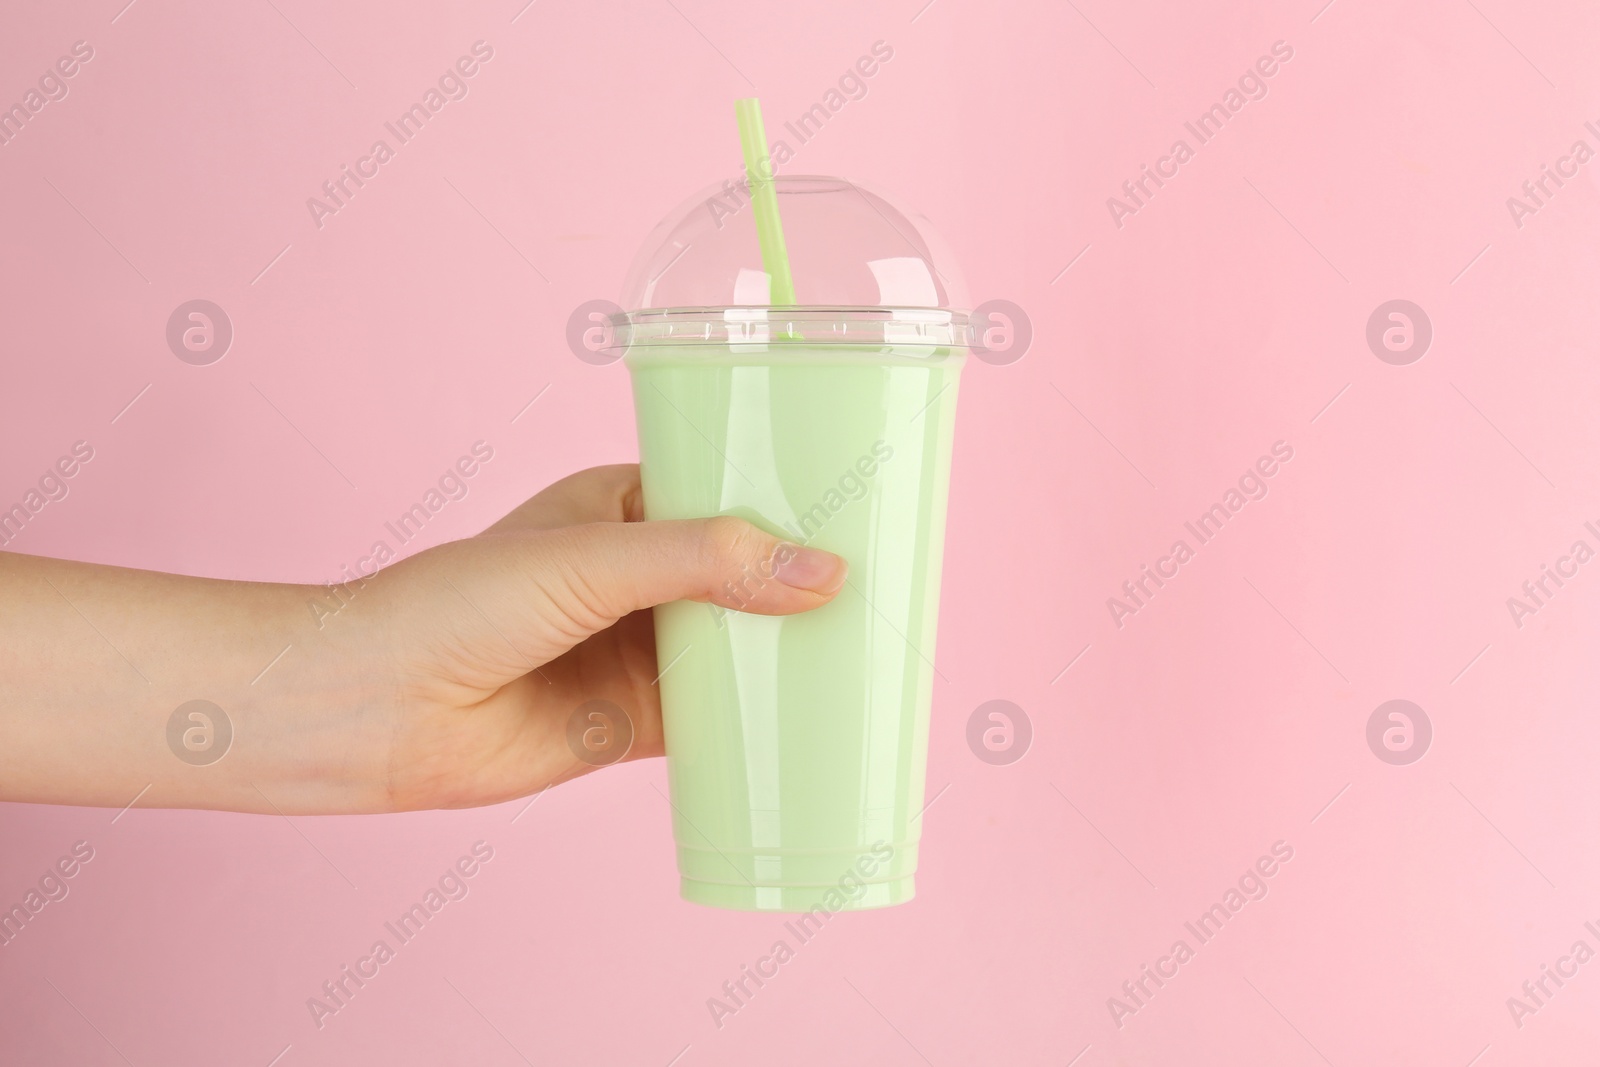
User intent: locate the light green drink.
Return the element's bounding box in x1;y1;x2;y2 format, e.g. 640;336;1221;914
615;164;970;910
627;334;963;911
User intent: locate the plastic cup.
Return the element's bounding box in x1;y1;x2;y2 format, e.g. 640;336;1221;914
616;177;970;911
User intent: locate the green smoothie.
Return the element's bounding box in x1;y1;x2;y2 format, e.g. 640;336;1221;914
628;340;963;911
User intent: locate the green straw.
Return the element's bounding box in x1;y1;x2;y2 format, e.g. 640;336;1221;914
734;98;797;306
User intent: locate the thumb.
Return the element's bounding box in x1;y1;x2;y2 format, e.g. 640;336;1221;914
536;515;848;631
425;516;849;669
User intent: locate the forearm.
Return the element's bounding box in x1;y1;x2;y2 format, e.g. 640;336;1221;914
0;551;399;814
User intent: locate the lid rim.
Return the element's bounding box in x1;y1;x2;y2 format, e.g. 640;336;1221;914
610;306;975;349
613;305;971;318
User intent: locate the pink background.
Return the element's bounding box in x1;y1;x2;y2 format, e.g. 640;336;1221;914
4;0;1600;1063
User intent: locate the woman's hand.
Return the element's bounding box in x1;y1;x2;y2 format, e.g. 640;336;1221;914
0;466;846;815
370;464;846;811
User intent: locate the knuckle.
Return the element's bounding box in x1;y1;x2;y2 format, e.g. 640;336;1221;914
699;515;764;570
548;526;622;628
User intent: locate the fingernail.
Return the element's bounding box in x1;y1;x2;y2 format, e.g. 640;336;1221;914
772;543;848;595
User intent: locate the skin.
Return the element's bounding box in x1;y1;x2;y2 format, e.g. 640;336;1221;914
0;465;846;815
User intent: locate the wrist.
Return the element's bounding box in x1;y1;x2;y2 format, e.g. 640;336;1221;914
244;578;408;815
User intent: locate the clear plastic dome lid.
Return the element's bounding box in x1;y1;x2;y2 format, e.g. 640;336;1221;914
616;175;971;348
